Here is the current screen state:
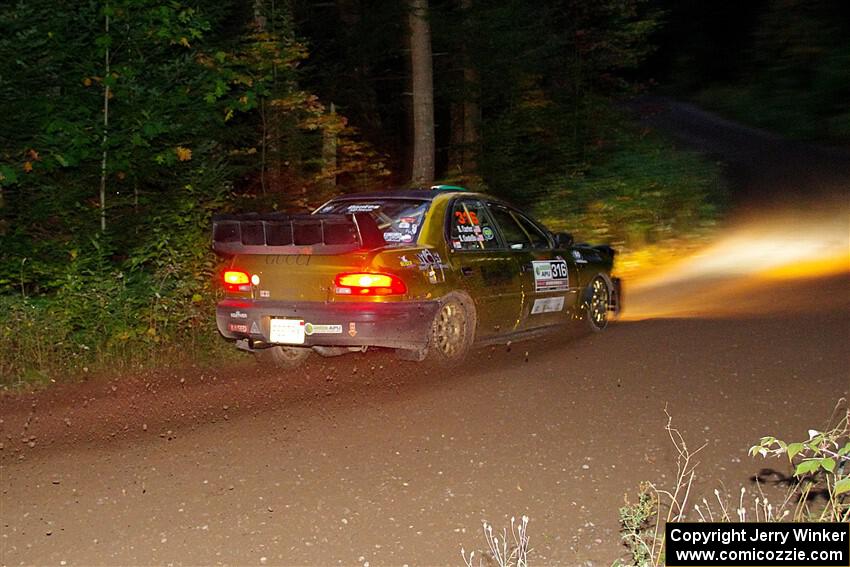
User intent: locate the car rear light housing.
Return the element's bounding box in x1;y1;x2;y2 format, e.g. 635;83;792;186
334;272;407;296
223;270;251;293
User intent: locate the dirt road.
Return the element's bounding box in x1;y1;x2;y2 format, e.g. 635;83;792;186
2;101;848;566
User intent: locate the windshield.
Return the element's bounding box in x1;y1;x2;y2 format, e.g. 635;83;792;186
315;198;431;245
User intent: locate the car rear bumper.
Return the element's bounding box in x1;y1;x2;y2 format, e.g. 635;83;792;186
216;298;439;350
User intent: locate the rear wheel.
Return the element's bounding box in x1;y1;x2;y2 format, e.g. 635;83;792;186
424;292;475;365
256;345;312;368
585;276;610;332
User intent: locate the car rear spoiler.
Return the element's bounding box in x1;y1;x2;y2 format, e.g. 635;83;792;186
212;212;385;256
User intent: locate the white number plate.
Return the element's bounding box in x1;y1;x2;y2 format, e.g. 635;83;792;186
269;319;305;344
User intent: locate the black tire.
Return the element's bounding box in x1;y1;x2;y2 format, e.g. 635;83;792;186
256;345;312;368
421;292;476;366
584;275;611;332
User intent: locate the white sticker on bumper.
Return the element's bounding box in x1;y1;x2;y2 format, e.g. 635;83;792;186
269;319;306;344
531;296;565;314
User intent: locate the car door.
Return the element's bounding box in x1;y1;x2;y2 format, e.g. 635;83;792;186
445;198;524;338
486;203;578;329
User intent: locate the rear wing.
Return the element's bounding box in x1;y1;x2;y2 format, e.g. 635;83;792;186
212;212;384;256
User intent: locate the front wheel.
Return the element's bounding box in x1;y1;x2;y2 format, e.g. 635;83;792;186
256;345;312;368
584;276;610;332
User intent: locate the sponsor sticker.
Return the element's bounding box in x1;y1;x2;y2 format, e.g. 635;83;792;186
348;322;357;337
532;259;569;292
228;323;249;333
304;323;343;336
416;249;447;283
346;204;380;212
482;226;494;240
572;250;587;264
531;296;565;314
399;255;413;267
230;311;248;319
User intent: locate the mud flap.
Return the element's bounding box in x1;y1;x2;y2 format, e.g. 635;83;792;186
609;277;622;314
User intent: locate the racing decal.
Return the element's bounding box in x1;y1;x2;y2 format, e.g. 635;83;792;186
346;204;381;213
401;234;413;242
265;254;312;266
230;311;248;319
482;226;495;240
304;323;343;335
384;232;403;242
454;210;480;225
456;232;485;244
399;255;414;267
532;259;569;292
571;250;587;264
348;322;357;337
531;296;565;314
416;249;447;284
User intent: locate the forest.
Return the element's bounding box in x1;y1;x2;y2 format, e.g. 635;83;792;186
1;0;847;383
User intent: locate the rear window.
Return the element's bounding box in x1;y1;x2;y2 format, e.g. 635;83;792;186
315;199;430;245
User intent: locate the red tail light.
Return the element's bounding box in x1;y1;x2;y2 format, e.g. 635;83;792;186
334;272;407;296
223;270;251;292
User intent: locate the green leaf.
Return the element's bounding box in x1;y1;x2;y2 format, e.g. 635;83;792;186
838;442;850;457
795;460;820;477
834;478;850;496
787;443;804;459
820;458;836;473
0;165;18;184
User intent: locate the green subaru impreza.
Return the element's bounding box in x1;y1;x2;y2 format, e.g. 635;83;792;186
213;186;620;366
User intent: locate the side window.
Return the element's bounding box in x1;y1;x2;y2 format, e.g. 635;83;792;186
513;212;552;249
488;205;531;250
448;199;501;251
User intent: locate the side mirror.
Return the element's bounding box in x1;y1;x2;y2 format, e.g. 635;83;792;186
553;232;573;248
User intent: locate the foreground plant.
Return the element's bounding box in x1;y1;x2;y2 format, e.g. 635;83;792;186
617;399;849;567
461;515;530;567
750;400;849;522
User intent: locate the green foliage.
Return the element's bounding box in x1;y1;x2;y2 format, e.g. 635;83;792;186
0;0;385;384
458;0;663;204
750;405;850;520
534;117;725;248
691;1;850;143
618;483;660;567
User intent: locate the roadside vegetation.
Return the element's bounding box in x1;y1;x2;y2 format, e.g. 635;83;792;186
0;0;726;386
618;402;850;566
660;1;850;145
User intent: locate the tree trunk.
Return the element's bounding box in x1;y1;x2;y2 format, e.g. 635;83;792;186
461;64;479;174
447;0;479;178
321;102;338;192
99;7;110;233
408;0;435;186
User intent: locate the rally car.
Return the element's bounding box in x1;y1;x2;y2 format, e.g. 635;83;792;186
213;186;621;366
